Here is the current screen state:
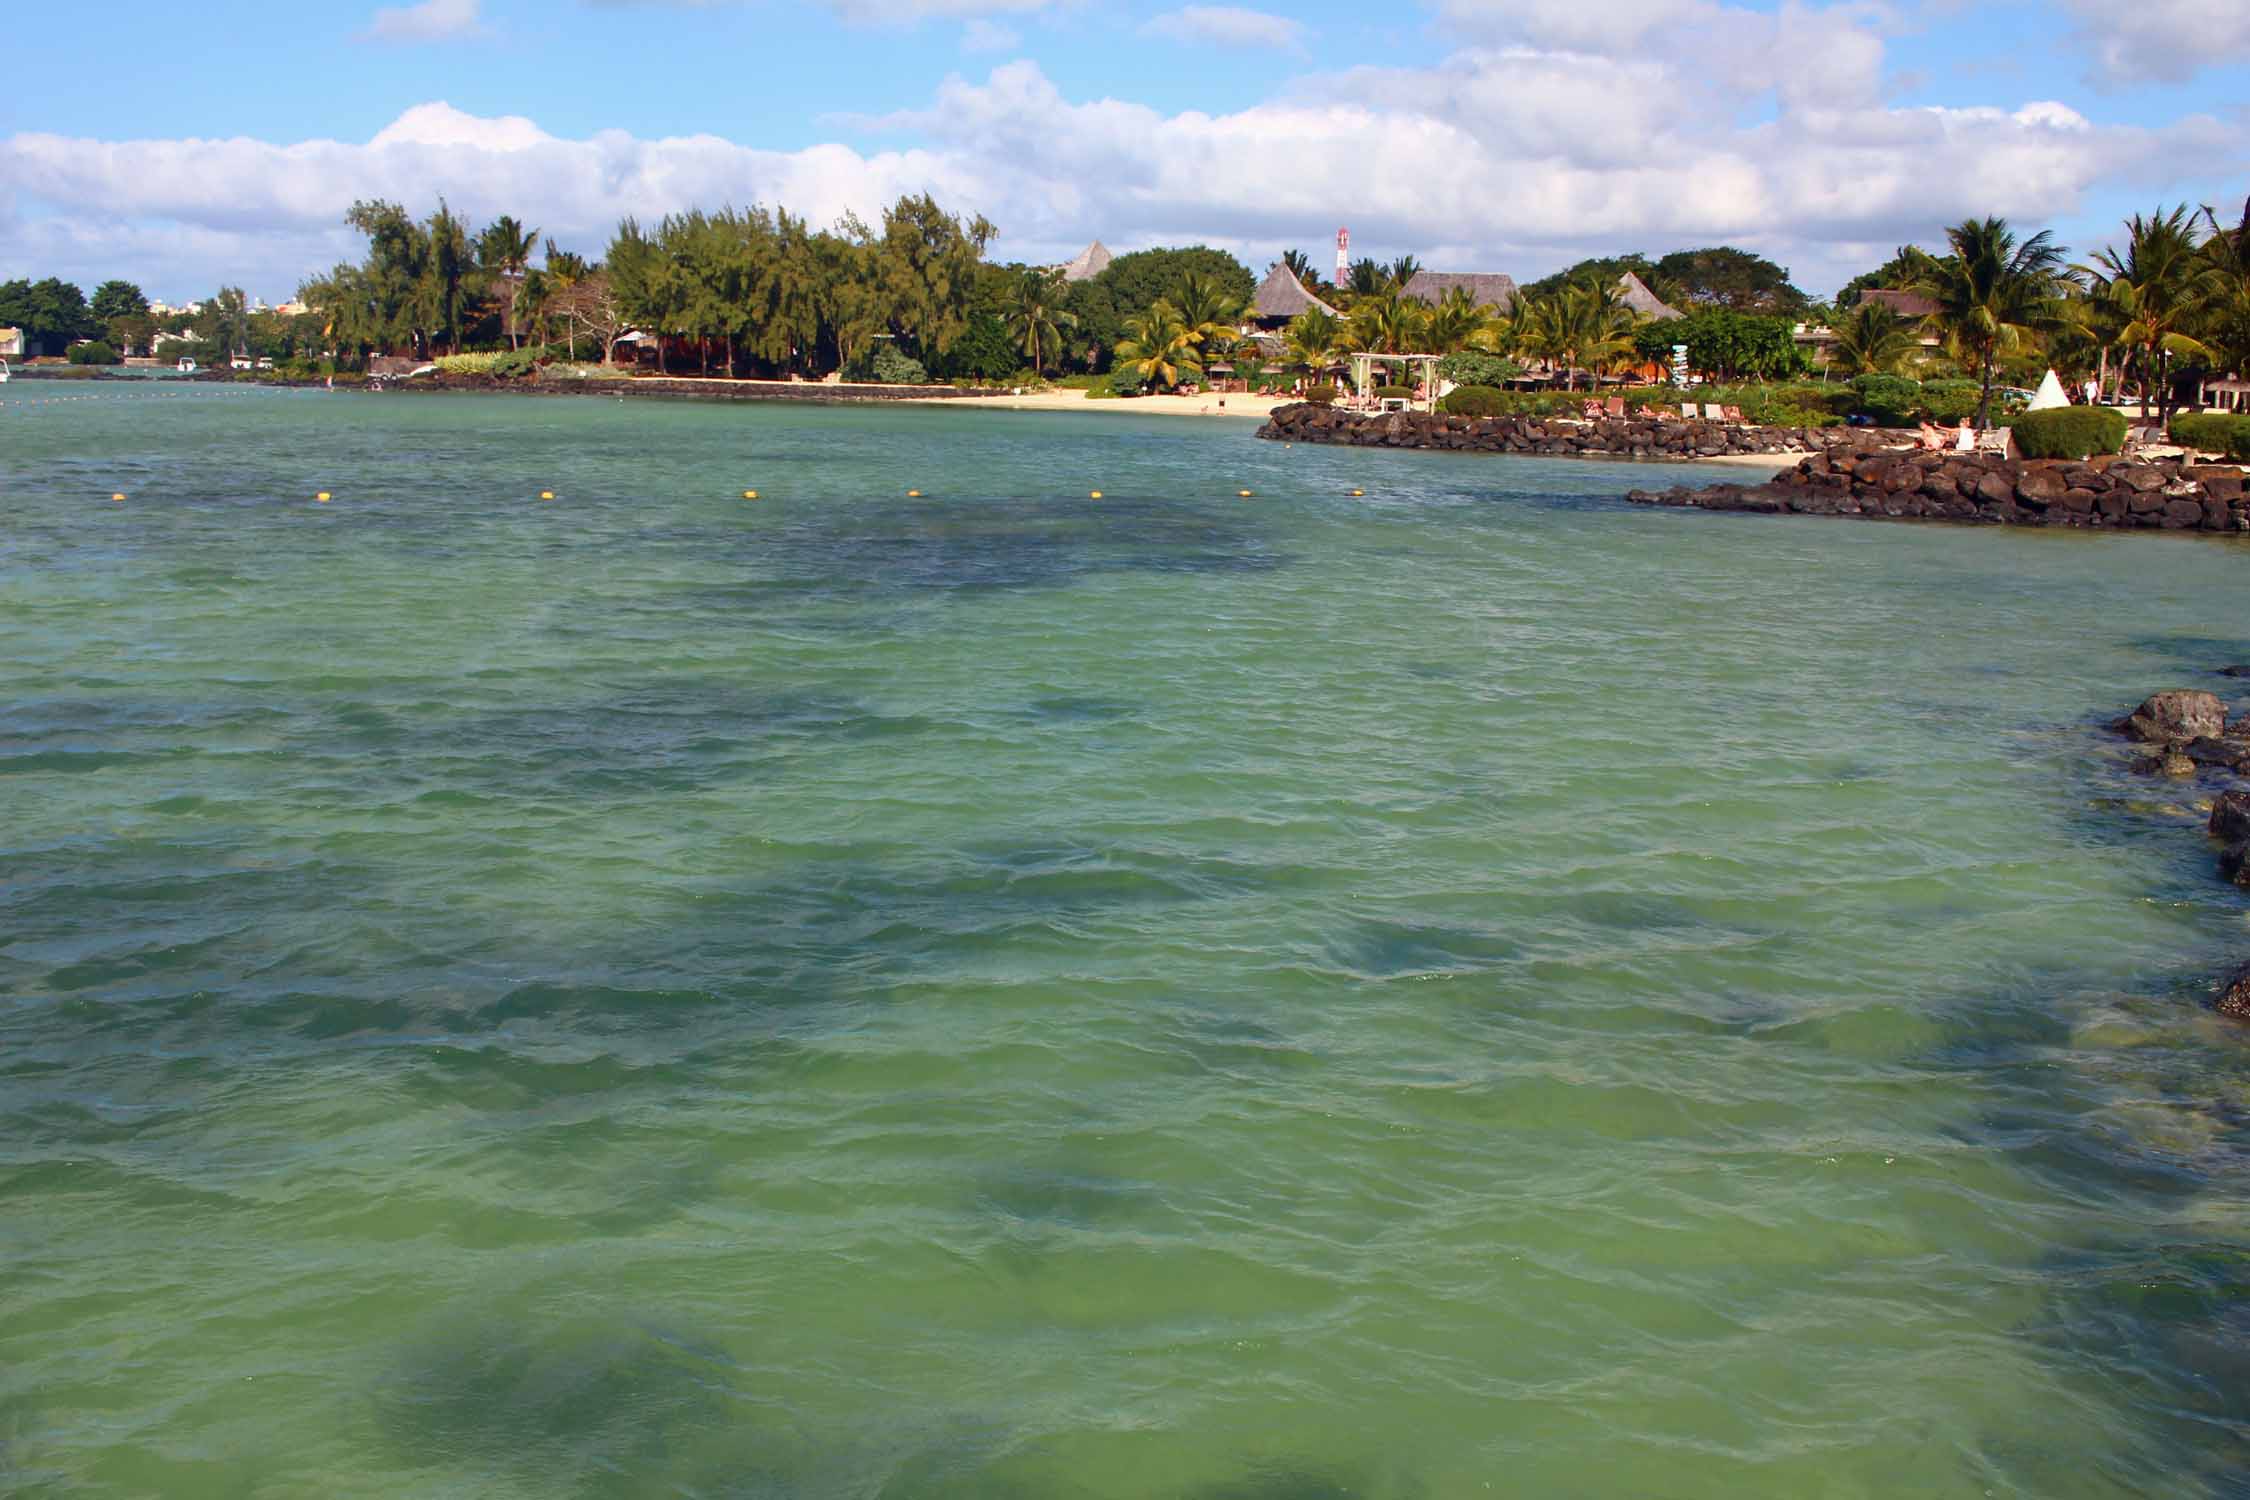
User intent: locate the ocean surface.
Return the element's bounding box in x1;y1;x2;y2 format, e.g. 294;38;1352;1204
2;385;2246;1499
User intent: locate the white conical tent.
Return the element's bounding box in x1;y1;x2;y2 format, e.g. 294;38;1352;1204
2029;368;2070;410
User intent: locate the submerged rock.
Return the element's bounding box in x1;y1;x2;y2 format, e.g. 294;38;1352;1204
2115;690;2228;745
2221;965;2250;1020
2211;792;2250;846
2133;751;2198;777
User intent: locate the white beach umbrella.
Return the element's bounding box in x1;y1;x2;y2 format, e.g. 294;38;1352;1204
2028;368;2070;411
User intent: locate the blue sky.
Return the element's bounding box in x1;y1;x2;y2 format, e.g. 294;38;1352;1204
4;0;2246;303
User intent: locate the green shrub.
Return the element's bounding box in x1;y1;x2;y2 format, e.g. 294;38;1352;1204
845;344;929;386
1374;383;1416;399
1302;383;1340;406
2012;406;2128;459
66;341;120;365
489;345;546;379
2170;411;2250;460
1851;373;1923;428
1436;351;1521;387
1103;368;1148;398
1920;379;1981;425
435;351;501;375
1439;384;1510;417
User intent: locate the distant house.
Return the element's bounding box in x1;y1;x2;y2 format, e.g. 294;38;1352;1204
1402;271;1518;315
1249;263;1342;327
1057;241;1112;283
0;326;24;359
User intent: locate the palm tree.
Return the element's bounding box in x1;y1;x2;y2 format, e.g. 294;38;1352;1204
1423;285;1492;354
476;215;539;347
2197;197;2250;388
1386;255;1422;294
2077;205;2220;431
1557;280;1637;391
1114;300;1201;390
1169;271;1244;343
1280;249;1318;287
1347;291;1428;356
1828;299;1918;376
1906;217;2067;428
1344;258;1389;301
1284;307;1345;378
1005;267;1073;377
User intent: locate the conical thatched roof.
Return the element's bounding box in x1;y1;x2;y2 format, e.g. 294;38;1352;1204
1059;241;1113;282
1251;263;1342;322
1616;271;1681;320
1402;270;1518;313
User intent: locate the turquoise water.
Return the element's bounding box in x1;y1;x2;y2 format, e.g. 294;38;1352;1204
3;387;2247;1498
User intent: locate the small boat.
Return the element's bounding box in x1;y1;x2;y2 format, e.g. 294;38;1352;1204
0;358;10;384
177;357;197;373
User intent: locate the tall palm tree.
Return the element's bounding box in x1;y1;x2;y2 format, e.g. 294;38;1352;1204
1423;285;1492;354
1280;249;1318;287
2077;205;2220;431
1114;300;1201;390
2197;197;2250;388
1347;291;1428;356
1169;270;1244;342
1344;258;1389;301
1386;255;1422;294
1827;299;1918;376
476;215;539;347
1907;217;2067;428
1005;267;1073;377
1284;307;1345;377
1559;280;1638;391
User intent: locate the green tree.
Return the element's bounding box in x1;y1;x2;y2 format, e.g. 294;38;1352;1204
1004;267;1073;376
89;279;148;326
1827;299;1918;376
1114;300;1201;390
0;277;98;351
475;215;539;347
2076;204;2218;432
1654;246;1809;313
1906;216;2067;428
1280;248;1318;287
1093;247;1254;324
1284;307;1346;374
876;193;995;362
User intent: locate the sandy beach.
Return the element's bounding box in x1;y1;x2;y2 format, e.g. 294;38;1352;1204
905;388;1290;419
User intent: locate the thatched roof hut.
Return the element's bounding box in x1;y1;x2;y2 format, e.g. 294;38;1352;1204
1857;288;1939;318
1250;263;1342;324
1059;241;1113;282
1402;271;1518;314
1616;272;1681;320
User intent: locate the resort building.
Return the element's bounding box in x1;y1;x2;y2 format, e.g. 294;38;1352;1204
1616;272;1683;321
1249;263;1343;328
0;326;24;359
1401;271;1519;314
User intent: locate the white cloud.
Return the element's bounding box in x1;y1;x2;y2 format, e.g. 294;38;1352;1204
2059;0;2250;84
960;17;1021;52
363;0;486;42
1143;6;1305;52
4;4;2241;303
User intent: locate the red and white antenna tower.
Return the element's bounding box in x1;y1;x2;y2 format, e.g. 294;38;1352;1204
1335;227;1350;286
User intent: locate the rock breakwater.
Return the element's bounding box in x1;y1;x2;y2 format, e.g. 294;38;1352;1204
1627;448;2250;534
1254;402;1861;460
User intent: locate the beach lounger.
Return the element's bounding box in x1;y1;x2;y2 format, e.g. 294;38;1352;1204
1721;405;1743;422
1974;429;2012;457
1681;403;1696;419
1605;397;1626;417
1702;403;1724;421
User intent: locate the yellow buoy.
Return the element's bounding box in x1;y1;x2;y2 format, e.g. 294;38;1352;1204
1089;490;1103;499
1238;490;1254;498
111;492;125;502
315;492;331;503
907;489;922;498
743;490;759;500
1350;489;1365;497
